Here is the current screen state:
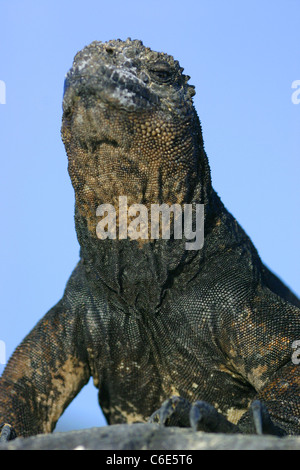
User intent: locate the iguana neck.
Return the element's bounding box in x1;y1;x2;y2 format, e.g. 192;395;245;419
74;166;212;315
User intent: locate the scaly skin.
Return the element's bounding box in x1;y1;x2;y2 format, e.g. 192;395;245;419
1;38;300;438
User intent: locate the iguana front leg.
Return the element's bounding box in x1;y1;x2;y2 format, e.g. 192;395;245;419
0;299;91;438
149;293;300;436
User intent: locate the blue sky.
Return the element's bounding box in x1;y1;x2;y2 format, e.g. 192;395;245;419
0;0;299;432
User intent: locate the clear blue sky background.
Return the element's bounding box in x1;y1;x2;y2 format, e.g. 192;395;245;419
0;0;299;432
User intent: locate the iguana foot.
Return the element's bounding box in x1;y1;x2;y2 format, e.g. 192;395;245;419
149;397;285;436
149;396;238;432
189;400;239;433
0;423;17;442
190;400;285;435
149;396;191;427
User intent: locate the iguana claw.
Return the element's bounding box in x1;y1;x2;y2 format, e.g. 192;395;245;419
149;396;190;427
250;400;285;436
149;396;179;425
0;423;17;442
189;401;239;433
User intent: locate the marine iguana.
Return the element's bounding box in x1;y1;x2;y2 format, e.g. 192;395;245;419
1;38;300;440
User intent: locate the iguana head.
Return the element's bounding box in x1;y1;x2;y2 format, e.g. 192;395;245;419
63;38;196;116
61;38;210;238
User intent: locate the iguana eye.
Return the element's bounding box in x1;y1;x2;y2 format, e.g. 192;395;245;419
154;70;171;81
148;62;173;83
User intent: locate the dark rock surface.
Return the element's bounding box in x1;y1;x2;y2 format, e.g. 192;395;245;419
1;424;300;450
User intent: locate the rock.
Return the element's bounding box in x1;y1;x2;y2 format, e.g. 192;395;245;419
1;423;300;450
